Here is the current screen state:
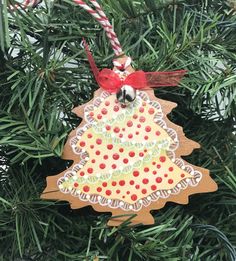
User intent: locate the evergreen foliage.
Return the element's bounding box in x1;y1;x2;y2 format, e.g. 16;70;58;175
0;0;235;260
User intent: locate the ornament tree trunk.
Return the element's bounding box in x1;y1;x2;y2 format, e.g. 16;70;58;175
0;1;235;260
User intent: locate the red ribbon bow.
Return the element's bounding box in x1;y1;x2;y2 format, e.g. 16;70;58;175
97;68;187;93
97;69;147;93
83;39;187;93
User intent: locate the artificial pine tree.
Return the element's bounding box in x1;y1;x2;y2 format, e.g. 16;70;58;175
0;0;235;260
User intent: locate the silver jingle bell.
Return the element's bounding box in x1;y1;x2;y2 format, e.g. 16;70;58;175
116;85;136;106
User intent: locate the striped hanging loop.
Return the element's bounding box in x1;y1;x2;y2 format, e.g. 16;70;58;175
9;0;41;10
74;0;123;56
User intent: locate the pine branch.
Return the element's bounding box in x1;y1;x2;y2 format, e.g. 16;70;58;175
0;0;235;260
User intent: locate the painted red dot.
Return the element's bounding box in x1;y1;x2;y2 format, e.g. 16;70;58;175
101;108;107;115
99;163;106;169
106;125;111;131
127;120;133;127
148;108;155;114
119;148;124;153
79;141;85;147
129;180;135;185
145;126;151;132
181;173;185;178
87;133;93;138
105;101;110;106
89;112;94;117
160;156;166;162
103;155;108;160
96;139;102;145
114;127;120;133
116;189;120;194
122;128;125;131
123;158;129;164
164;174;168;177
80;171;85;176
142;178;149;184
113;153;120;160
133;170;139;177
139;152;144;157
126;191;130;195
114;105;119;112
152;161;156;165
87;168;93;174
128;134;133;139
112;164;117;169
156;131;161;136
119;180;125;186
119;133;123;138
91;159;96;163
144;167;149;172
83;186;90;192
90;145;94;149
106;190;112;196
102;182;107;187
135;131;139;135
97;114;102;120
133;114;138;119
74;182;78;187
153;170;157;175
139;107;144;113
97;187;102;192
112;181;117;186
131;194;137;201
139;116;146;123
137;124;141;128
169;167;174;172
135;185;140;189
107;144;113;150
151;185;157;191
168;179;174;184
95;150;100;155
156;177;162;183
156;164;161;169
142;189;147;194
129;151;135;157
144;135;149;140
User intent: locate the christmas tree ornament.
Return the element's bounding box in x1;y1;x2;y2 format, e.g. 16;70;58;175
41;0;217;226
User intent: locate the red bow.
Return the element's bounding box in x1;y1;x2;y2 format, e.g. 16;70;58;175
97;68;187;93
83;39;187;93
97;69;147;93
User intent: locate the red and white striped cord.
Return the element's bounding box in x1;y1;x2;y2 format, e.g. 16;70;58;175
9;0;41;10
74;0;123;56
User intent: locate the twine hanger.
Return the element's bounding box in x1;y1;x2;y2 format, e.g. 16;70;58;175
74;0;123;57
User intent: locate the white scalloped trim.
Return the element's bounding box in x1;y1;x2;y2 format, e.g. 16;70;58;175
58;165;202;212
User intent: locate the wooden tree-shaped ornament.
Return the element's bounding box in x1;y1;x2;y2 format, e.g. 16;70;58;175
41;56;217;226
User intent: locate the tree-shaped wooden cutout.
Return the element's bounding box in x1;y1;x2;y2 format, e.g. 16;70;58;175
41;57;217;226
